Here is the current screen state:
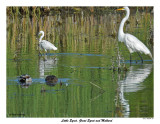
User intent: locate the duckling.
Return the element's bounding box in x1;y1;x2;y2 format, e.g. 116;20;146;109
45;75;58;86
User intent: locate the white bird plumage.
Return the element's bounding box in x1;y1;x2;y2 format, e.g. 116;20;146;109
38;31;57;53
117;7;152;63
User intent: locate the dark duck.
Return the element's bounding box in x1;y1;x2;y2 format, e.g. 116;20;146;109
45;75;58;86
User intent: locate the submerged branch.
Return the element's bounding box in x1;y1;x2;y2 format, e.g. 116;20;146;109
89;82;105;92
90;82;105;102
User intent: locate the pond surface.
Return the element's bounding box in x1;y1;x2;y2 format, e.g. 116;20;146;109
7;7;153;117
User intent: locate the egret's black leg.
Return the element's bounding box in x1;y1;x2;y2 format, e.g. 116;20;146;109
130;53;132;65
43;53;47;61
137;52;143;63
48;50;50;56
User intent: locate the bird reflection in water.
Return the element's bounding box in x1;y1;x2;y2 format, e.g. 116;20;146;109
115;64;152;117
39;55;58;80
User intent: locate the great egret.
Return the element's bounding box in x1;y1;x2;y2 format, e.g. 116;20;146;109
116;7;152;63
38;31;57;54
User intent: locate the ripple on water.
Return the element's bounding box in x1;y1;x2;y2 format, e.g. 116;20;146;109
42;52;108;57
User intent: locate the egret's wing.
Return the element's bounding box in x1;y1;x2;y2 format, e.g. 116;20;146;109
41;40;58;50
125;34;151;55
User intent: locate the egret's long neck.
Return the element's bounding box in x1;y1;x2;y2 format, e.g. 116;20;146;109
39;33;44;42
118;9;130;41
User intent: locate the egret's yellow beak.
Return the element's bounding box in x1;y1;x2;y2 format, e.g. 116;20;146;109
116;8;125;11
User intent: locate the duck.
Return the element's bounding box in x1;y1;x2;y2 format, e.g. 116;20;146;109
45;75;58;86
18;74;32;88
18;74;32;83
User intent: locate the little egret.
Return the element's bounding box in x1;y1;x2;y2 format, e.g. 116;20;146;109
38;31;57;54
116;7;152;63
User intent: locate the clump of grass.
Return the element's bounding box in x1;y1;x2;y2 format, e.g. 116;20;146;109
109;41;128;73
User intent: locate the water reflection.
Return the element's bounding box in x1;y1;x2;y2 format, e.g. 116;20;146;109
116;64;152;117
39;55;58;79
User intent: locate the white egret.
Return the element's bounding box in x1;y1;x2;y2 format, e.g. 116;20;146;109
116;7;152;63
38;31;57;55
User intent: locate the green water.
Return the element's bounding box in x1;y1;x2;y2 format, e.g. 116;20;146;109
7;7;153;117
